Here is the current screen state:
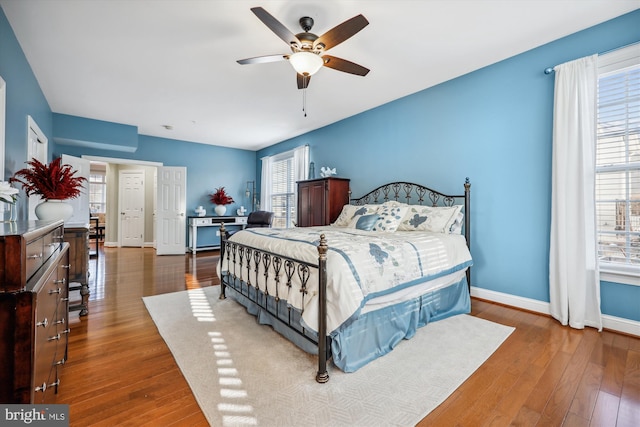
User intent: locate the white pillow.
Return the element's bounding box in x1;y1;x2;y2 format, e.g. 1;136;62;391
397;205;463;233
332;204;380;227
372;204;409;232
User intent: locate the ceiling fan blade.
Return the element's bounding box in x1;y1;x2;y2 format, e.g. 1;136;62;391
237;54;288;65
314;14;369;51
297;73;311;90
322;55;369;76
251;7;301;47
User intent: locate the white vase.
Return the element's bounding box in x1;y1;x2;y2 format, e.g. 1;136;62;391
35;200;74;222
214;205;227;216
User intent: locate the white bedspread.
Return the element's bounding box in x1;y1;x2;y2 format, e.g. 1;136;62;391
220;226;472;333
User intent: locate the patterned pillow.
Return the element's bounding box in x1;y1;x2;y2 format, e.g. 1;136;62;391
332;204;380;226
347;213;380;231
397;205;463;233
372;205;409;232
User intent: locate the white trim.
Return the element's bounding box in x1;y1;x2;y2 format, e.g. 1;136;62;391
470;286;639;337
600;269;640;286
82;155;163;167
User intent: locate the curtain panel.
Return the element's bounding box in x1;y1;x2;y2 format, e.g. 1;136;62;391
549;54;603;331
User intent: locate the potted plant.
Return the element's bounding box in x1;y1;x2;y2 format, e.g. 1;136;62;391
10;157;86;222
209;186;235;216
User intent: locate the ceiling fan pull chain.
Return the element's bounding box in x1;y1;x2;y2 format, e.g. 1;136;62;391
303;84;307;117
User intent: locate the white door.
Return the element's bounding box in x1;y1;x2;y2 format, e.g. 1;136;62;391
119;170;145;247
155;166;187;255
61;154;90;225
27;116;48;220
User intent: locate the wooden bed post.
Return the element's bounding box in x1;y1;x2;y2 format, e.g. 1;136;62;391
219;223;227;300
464;178;471;289
316;234;329;383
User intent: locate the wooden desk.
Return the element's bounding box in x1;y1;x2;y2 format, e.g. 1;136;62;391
188;216;247;254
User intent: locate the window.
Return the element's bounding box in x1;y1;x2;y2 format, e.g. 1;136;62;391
595;45;640;279
89;172;107;213
261;146;309;228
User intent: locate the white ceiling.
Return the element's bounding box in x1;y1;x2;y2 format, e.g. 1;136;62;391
1;1;638;151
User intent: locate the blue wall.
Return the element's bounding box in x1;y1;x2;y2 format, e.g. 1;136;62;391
55;125;256;215
258;10;640;322
0;7;51;181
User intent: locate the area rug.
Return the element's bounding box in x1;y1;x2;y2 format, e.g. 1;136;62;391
143;286;514;427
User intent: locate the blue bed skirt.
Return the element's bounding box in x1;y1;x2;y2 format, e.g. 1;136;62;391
224;275;470;372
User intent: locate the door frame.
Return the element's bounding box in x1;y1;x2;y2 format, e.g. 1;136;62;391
83;156;162;247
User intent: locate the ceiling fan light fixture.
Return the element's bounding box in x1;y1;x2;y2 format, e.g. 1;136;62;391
289;51;323;76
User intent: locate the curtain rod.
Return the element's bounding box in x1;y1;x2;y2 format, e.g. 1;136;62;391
543;40;640;74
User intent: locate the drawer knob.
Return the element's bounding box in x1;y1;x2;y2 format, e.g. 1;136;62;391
34;379;59;392
61;264;71;269
54;278;66;284
54;358;66;366
60;328;70;335
28;253;43;259
49;287;62;294
53;318;65;325
48;333;61;341
36;318;48;328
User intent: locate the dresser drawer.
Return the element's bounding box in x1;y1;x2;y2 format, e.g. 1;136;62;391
25;237;44;281
42;229;62;263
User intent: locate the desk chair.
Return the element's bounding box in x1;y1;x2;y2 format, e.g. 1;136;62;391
226;210;274;238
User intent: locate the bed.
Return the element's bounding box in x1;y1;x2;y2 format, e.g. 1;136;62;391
218;179;472;383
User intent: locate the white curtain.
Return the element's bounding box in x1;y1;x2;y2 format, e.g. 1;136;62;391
293;145;309;183
260;156;272;212
259;145;308;215
549;54;602;331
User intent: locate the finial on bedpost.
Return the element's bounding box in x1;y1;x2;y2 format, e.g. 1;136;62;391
219;222;227;300
316;233;329;383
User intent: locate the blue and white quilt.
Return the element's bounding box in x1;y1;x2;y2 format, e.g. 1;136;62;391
221;226;472;333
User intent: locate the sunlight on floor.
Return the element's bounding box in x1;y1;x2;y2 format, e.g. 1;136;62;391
186;287;258;426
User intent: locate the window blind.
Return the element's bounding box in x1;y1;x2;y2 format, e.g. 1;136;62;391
596;59;640;269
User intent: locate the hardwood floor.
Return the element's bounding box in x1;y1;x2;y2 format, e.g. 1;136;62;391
57;246;640;426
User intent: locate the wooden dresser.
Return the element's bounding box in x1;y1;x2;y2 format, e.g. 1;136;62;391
0;220;70;403
297;177;350;227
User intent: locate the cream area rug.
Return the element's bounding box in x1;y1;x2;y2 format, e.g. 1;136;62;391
143;286;514;427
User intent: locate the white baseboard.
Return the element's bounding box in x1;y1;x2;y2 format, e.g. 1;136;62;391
470;286;640;337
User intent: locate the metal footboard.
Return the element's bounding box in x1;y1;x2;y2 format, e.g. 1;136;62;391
219;224;330;383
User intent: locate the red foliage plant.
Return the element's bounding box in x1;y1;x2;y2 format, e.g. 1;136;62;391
10;157;87;201
209;187;235;205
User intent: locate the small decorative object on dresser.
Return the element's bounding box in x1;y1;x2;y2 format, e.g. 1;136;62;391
210;186;235;216
10;157;86;222
194;206;206;217
320;166;337;178
0;181;18;222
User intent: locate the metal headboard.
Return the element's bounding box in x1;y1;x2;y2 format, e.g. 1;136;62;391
351;178;472;286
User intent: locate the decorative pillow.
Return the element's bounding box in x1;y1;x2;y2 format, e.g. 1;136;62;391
332;204;380;227
372;205;409;232
398;205;463;233
347;213;380;231
449;211;465;234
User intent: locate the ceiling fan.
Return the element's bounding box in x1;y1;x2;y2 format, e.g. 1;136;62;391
237;7;370;90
